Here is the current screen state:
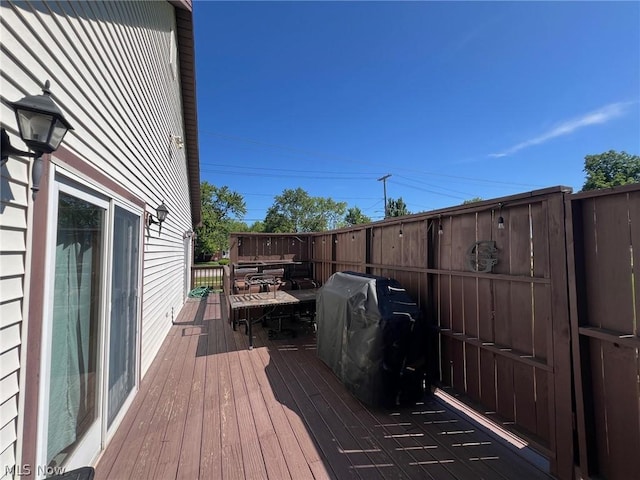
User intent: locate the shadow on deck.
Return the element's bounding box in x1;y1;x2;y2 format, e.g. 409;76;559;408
94;293;554;480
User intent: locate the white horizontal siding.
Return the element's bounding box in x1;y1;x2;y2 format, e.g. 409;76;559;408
0;230;25;253
0;443;15;480
0;254;25;278
1;0;195;471
0;125;27;479
0;303;22;480
0;398;18;436
140;238;187;375
0;441;15;480
0;154;29;192
0;373;18;419
0;419;17;469
0;326;20;379
0;205;27;231
0;301;22;330
0;278;22;304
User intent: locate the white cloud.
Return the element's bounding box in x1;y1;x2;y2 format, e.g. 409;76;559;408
489;101;633;158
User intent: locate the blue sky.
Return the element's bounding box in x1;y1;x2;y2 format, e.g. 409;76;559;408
193;1;639;223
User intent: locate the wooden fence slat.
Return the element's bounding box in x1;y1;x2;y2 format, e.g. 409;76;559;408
585;195;635;333
464;344;481;403
535;369;550;442
599;341;640;479
463;277;478;338
479;350;497;412
513;363;537;435
451;277;464;334
495;356;515;420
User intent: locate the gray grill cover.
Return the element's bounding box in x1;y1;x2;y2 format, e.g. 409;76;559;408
316;271;425;407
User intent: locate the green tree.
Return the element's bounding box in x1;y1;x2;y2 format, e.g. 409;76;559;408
463;197;483;204
263;188;347;232
248;220;265;232
582;150;640;191
344;207;372;226
195;182;246;260
228;219;250;233
386;197;410;217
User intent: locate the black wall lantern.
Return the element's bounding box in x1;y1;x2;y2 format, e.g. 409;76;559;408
1;80;73;194
147;201;169;235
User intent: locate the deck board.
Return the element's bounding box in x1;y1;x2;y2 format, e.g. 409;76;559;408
265;328;460;480
94;294;554;480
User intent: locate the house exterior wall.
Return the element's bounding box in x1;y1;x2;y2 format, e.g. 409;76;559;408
0;1;197;477
0;156;30;478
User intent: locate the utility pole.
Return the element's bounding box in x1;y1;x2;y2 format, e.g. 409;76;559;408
377;174;391;218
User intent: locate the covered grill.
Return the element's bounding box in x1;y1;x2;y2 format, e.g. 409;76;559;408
316;271;427;407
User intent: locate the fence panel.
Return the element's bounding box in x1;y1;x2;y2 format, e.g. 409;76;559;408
432;189;575;479
568;184;640;480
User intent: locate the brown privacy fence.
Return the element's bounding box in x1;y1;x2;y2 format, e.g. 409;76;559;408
566;184;640;480
225;184;640;480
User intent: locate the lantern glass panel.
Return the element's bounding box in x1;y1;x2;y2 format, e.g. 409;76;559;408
16;110;54;144
49;118;69;150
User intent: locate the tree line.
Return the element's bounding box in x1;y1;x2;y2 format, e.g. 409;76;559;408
195;184;411;259
195;150;639;260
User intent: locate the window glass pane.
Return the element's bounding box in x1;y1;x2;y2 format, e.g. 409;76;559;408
107;206;140;426
47;192;104;468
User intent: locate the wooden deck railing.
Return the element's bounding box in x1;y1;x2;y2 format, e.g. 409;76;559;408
191;264;224;290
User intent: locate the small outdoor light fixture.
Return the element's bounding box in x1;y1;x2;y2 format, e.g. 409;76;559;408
2;80;73;193
147;201;169;235
398;227;403;238
497;202;505;230
438;215;444;235
171;134;184;149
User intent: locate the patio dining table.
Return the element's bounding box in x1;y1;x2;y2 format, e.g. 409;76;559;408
229;288;319;349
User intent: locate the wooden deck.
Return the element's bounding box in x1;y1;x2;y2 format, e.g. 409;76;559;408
94;294;554;480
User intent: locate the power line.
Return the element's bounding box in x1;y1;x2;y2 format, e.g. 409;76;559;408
388;179;468;200
202;161;385;177
200;168;378;181
200;129;546;188
393;173;543;190
237;191;379;201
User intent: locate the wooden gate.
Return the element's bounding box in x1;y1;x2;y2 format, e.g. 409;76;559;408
566;184;640;480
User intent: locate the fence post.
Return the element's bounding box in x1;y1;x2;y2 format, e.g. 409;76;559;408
547;191;575;479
